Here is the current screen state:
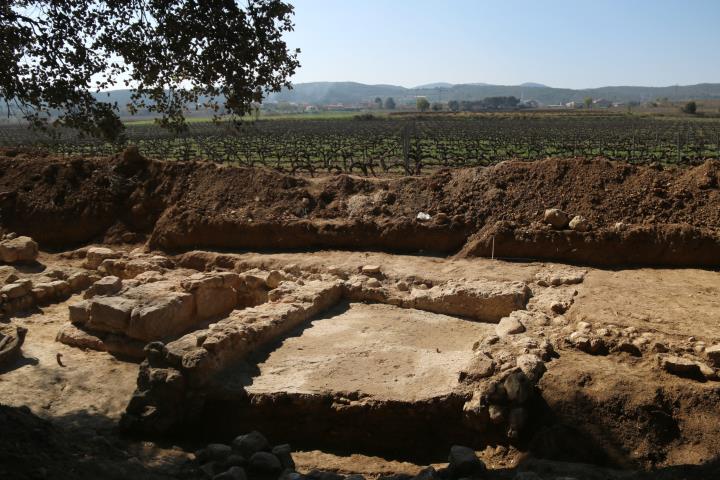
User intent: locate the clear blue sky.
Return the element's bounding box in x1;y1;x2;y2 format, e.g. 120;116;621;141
284;0;720;88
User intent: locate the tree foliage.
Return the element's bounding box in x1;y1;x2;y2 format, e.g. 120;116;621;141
682;101;697;114
0;0;300;140
416;97;430;112
448;100;459;112
384;97;396;109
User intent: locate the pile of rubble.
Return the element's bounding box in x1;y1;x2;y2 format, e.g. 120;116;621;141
563;320;720;381
1;265;94;319
191;430;488;480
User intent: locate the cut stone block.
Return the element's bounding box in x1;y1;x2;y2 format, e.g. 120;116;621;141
0;236;39;263
87;296;137;333
127;291;195;342
407;280;530;323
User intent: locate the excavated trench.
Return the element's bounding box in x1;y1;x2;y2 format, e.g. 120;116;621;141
191;302;504;459
124;277;541;458
4;149;720;475
2;150;720;266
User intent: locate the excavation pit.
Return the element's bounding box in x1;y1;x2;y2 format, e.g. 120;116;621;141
196;302;500;458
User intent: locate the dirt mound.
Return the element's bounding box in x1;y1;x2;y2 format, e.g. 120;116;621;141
460;221;720;266
1;149;719;265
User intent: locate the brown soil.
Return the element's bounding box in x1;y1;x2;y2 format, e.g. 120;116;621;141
1;250;720;479
2;150;720;479
1;149;719;265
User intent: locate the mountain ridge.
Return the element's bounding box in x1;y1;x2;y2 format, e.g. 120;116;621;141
266;81;720;105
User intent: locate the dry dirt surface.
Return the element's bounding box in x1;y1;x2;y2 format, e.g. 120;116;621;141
1;148;719;265
0;245;719;479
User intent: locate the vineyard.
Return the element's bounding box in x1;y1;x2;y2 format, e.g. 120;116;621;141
1;114;720;174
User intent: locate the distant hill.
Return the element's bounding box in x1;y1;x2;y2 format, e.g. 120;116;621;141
414;82;455;89
267;82;720;106
4;82;720;121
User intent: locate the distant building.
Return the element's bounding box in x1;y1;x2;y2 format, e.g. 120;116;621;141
592;98;612;108
304;105;319;113
519;99;540;108
565;101;581;109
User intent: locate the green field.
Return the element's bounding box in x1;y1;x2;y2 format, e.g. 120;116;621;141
2;111;719;175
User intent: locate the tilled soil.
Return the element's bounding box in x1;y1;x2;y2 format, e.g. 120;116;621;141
1;149;719;265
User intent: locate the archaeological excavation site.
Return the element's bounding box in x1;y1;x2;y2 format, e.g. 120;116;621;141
1;148;720;480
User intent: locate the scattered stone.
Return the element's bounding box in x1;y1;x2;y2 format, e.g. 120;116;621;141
697;362;718;381
543;208;570;229
361;265;381;275
460;354;496;382
496;315;525;336
516;354;546;382
488;404;506;424
271;444;295;471
447;445;486;477
534;269;586;286
85;276;122;298
266;270;283;289
1;281;31;299
416;212;431;222
366;278;381;288
232;431;270;457
706;345;720;367
0;266;18;285
84;247;122;270
214;466;247;480
306;470;345;480
0;236;39;263
67;271;93;291
413;467;437;480
568;215;591;232
248;452;282;475
504;371;532;403
659;355;702;378
615;341;642;357
396;280;409;291
201;444;233;463
576;321;592;332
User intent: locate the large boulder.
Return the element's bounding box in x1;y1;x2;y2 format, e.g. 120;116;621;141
543;209;570;229
0;236;38;264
